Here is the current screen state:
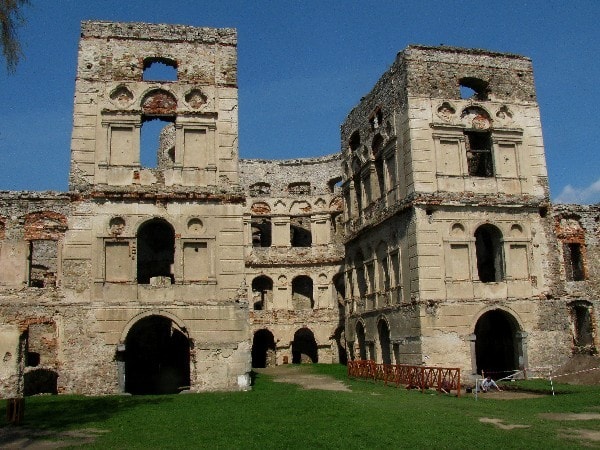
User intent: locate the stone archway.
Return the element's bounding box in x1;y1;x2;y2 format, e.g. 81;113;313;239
252;329;276;368
291;328;318;364
124;315;190;394
474;309;521;377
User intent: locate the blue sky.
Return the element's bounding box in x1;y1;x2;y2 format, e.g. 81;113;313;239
0;0;598;203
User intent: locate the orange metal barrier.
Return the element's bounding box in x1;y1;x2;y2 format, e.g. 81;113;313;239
347;360;461;396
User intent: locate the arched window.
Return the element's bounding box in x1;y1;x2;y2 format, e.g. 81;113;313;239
475;224;504;282
137;219;175;284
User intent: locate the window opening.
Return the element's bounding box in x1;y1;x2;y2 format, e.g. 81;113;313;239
459;77;489;100
564;243;585;281
252;276;273;310
251;218;272;247
328;177;343;193
137;219;175;284
140;117;174;168
349;131;361;152
292;276;314;310
28;240;58;288
290;217;312;247
475;224;504;282
370;108;383;130
465;131;493;177
142;58;177;81
570;302;595;351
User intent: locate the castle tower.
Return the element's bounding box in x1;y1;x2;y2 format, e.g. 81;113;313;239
59;21;250;393
341;46;562;379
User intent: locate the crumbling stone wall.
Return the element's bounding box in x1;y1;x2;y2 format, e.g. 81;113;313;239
1;23;598;397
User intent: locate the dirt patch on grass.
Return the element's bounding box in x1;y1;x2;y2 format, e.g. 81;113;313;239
474;390;545;400
0;427;107;448
479;417;530;430
540;412;600;421
255;365;351;392
559;428;600;443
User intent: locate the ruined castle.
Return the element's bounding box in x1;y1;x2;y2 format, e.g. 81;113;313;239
0;21;597;396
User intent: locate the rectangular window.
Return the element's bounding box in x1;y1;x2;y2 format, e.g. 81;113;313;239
465;131;493;177
564;243;585;281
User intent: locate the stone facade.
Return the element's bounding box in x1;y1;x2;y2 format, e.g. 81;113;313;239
340;45;599;379
0;24;598;397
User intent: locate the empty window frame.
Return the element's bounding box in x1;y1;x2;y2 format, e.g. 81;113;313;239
459;77;489;101
142;58;178;81
252;276;273;311
251;218;272;247
292;276;314;310
290;217;312;247
140;117;175;168
465;131;494;177
564;243;585;281
474;224;504;283
28;240;58;288
137;219;175;284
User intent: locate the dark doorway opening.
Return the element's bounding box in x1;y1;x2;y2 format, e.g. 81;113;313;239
125;315;190;394
356;322;367;360
474;310;519;376
137;219;175;284
292;328;318;364
378;319;391;364
251;329;276;368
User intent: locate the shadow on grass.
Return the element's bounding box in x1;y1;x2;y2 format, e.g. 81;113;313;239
1;394;174;432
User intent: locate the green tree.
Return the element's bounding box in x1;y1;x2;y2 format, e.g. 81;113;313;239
0;0;30;73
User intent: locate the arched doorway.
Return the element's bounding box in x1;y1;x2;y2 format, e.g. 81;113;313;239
356;322;367;360
474;310;520;376
252;329;276;368
292;328;318;364
377;319;391;364
125;315;190;394
137;219;175;284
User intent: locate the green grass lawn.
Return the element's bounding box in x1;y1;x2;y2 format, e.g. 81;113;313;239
2;364;600;449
